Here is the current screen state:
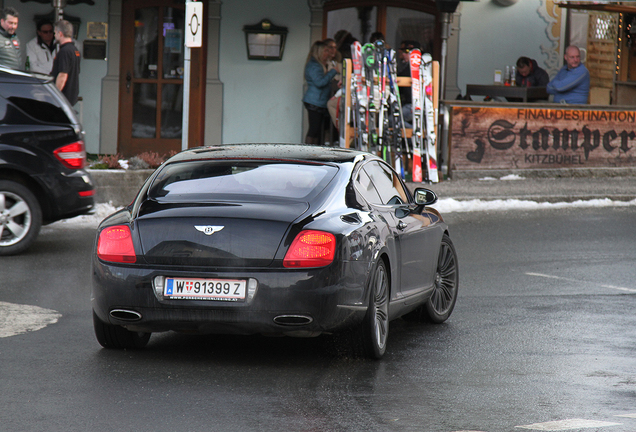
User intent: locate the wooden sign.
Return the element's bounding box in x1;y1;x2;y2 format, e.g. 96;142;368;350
449;103;636;171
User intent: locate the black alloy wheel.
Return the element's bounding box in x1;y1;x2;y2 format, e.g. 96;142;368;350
0;181;42;256
361;259;390;359
425;233;459;323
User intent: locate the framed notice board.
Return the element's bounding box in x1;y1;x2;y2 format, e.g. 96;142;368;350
83;40;107;60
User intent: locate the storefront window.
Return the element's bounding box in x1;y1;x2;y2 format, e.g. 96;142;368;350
326;7;377;43
162;7;185;79
161;84;183;138
132;83;157;138
386;7;436;53
134;7;159;79
324;1;439;59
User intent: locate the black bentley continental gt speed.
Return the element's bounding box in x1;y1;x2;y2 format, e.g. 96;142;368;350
92;144;458;358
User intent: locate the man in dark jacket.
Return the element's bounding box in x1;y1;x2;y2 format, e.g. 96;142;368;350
515;57;550;87
0;7;21;69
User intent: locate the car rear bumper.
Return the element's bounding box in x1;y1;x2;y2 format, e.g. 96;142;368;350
36;168;95;222
92;258;371;336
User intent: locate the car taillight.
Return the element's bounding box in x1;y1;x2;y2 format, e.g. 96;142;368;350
54;141;86;169
283;230;336;268
97;225;136;263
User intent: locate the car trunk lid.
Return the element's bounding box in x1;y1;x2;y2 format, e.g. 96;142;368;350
136;201;309;267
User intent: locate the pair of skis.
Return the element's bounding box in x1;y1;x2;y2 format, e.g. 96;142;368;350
350;41;367;152
386;47;409;180
345;41;438;183
349;41;409;176
409;49;439;183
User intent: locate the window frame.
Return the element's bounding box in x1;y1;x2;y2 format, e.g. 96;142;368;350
353;159;413;207
322;0;441;61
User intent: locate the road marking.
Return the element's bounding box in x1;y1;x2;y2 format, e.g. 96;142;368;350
516;418;622;430
616;413;636;418
0;301;61;338
525;272;636;293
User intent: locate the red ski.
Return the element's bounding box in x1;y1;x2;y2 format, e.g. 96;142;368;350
421;53;439;183
409;49;423;183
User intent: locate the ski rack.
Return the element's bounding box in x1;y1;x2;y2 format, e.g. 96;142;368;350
340;54;441;183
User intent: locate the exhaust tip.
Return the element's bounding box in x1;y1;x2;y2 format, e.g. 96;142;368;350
110;309;142;321
273;315;313;326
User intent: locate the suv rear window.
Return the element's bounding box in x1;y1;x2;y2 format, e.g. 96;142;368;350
149;161;338;202
0;82;78;124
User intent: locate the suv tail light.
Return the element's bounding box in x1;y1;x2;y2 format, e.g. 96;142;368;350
97;225;136;263
283;230;336;268
54;141;86;169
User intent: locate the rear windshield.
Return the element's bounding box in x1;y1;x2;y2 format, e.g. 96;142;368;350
0;82;78;125
148;161;338;202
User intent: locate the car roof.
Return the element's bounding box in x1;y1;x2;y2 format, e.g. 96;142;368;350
0;66;52;84
167;143;377;165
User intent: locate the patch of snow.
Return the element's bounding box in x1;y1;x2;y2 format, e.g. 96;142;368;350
433;198;636;213
0;302;61;338
500;174;524;181
45;203;121;229
479;174;525;181
42;198;636;231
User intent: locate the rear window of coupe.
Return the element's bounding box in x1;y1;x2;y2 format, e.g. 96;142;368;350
148;161;338;202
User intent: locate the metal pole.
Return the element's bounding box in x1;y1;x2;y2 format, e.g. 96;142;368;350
439;12;453;179
52;0;66;21
439;12;452;100
181;45;191;151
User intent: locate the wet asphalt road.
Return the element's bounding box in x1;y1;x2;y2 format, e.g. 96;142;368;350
1;206;635;432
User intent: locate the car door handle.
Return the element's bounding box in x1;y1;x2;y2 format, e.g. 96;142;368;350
397;220;407;231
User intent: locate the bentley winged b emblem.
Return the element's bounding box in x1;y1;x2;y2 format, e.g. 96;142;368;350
195;225;224;236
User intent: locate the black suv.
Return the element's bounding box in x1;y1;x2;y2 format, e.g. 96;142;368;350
0;67;94;255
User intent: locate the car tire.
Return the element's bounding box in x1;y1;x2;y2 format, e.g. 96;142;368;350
93;311;151;349
0;180;42;256
357;259;390;359
404;234;459;324
425;233;459;323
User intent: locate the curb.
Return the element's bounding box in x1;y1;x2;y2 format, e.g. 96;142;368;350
88;168;636;206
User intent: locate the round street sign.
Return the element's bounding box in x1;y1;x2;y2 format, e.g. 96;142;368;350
185;2;203;48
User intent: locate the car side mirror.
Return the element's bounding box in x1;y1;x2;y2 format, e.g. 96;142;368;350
414;188;438;206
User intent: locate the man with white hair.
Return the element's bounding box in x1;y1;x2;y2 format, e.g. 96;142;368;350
547;45;590;104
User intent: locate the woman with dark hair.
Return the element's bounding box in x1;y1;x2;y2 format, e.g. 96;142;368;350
515;56;550;87
302;41;338;144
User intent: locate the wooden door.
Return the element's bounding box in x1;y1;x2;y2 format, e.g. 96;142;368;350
118;0;206;157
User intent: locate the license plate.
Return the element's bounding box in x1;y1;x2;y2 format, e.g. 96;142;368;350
164;277;246;301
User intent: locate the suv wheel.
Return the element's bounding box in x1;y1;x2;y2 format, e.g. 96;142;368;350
0;180;42;255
